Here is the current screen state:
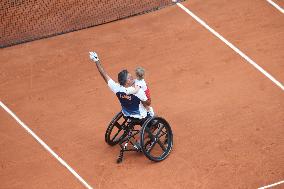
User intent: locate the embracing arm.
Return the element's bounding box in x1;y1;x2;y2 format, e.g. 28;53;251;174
142;99;151;106
125;85;140;95
136;88;151;106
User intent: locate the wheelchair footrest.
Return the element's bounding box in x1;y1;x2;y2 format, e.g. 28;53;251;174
116;140;142;163
117;150;124;163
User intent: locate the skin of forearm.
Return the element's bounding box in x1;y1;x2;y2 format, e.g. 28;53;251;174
96;61;108;83
142;99;151;106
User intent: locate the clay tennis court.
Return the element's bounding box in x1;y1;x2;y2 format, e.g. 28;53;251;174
1;0;283;188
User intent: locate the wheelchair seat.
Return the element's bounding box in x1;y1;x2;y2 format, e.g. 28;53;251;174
123;114;150;126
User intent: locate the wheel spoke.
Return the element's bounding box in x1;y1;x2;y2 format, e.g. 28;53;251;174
144;140;152;148
111;128;123;141
146;140;157;153
155;125;165;138
157;131;167;139
151;120;159;127
145;126;155;141
114;122;122;129
157;139;166;151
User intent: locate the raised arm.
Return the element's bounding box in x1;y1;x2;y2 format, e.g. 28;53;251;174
95;60;111;83
89;52;111;83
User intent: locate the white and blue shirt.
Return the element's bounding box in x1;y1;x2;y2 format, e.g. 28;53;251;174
108;79;148;119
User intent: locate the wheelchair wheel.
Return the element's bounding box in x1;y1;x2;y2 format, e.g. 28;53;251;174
105;112;128;146
140;116;173;162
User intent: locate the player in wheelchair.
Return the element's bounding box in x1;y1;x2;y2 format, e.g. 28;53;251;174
90;52;173;163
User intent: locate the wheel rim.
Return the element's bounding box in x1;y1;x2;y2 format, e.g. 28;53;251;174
141;117;173;161
105;112;127;145
109;122;125;143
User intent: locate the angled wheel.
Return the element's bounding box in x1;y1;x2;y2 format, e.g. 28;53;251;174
105;112;128;146
140;116;173;162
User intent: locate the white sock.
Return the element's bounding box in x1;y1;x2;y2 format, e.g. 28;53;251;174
148;107;154;116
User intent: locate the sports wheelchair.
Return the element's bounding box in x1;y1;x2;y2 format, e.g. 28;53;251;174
105;111;173;163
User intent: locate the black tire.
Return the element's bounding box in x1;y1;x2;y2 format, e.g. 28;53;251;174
140;116;173;162
105;112;128;146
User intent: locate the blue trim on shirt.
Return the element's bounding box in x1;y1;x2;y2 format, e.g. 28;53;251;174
116;92;141;116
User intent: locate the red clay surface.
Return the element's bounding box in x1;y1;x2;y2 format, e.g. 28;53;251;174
273;0;284;8
0;108;82;188
186;0;284;82
0;1;283;189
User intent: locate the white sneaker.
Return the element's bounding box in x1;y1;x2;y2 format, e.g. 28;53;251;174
133;142;141;151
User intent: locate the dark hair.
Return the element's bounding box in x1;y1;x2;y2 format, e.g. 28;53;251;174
118;69;129;86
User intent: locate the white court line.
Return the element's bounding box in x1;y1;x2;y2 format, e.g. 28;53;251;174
258;180;284;189
266;0;284;14
0;101;93;189
175;2;284;91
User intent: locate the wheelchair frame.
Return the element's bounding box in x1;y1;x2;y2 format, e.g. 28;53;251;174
105;111;173;163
